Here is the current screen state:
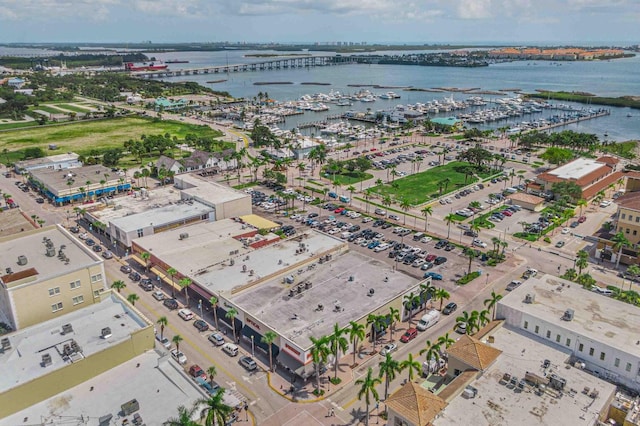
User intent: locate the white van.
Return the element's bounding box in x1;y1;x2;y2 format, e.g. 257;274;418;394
222;343;239;357
416;310;440;331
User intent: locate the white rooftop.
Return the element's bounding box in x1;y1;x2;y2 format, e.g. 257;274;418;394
547;157;606;180
176;174;248;204
434;326;617;426
0;225;102;288
0;293;149;395
91;185;183;223
110;200;213;232
2;351;204;426
498;274;640;356
232;249;422;349
14;152;79;168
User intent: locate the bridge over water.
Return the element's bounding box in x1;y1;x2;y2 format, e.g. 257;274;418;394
133;55;357;78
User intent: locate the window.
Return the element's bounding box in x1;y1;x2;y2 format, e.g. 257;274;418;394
69;280;81;290
626;228;630;234
626;363;632;372
622;213;626;220
546;330;551;338
566;338;571;347
629;215;633;221
534;325;539;334
48;287;61;296
634;230;638;236
589;347;594;356
578;343;584;352
615;358;620;368
91;273;103;283
523;321;529;329
51;302;63;312
556;334;561;343
94;290;101;298
600;352;606;361
72;295;84;305
137;229;144;238
636;217;640;223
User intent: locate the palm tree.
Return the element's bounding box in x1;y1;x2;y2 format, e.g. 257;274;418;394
166;405;199;426
434;288;450;311
419;340;441;377
478;309;491;328
576;250;589;276
157;316;168;340
577;198;587;216
328;323;349;380
261;331;277;372
611;232;630;269
167;267;178;298
127;293;140;306
209;296;219;329
398;198;412;225
172;334;184;352
111;280;126;293
179;277;192;308
346;185;356;205
225;308;238;342
140;251;151;272
388;307;400;342
197;389;234;426
456;311;479;335
403;292;421;325
309;335;330;392
419;281;435;310
355;368;381;426
348;321;365;366
483;291;503;320
206;365;217;387
421;205;433;231
378;353;400;400
463;247;477;275
436;333;455;349
366;314;386;352
400;353;421;382
444;213;456;239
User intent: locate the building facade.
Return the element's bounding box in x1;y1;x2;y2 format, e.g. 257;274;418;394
14;152;82;174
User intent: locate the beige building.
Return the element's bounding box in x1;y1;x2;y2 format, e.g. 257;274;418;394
614;191;640;245
0;225;107;330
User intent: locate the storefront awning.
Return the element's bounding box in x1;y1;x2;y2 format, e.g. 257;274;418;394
277;350;314;379
241;326;279;357
130;254;146;268
150;267;181;292
239;214;279;230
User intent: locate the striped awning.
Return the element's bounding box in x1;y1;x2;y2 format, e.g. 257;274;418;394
150;267;181;292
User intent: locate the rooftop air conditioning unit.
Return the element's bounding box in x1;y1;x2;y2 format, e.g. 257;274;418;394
41;353;52;367
46;247;56;257
17;255;28;266
524;294;535;304
101;327;112;339
562;309;574;321
61;323;73;335
179;233;189;240
1;337;11;351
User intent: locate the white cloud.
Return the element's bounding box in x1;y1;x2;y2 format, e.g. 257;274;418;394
0;0;120;21
456;0;493;19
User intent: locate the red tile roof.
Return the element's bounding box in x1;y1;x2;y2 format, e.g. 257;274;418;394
615;191;640;212
581;171;624;200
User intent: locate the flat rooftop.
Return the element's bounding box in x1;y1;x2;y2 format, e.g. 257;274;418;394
177;174;248;204
433;326;617;426
499;274;640;356
2;350;204;426
30;164;119;191
547;158;606;180
0;293;148;394
0;225;102;288
110;199;213;232
0;209;34;238
15;152;79;168
231;249;422;349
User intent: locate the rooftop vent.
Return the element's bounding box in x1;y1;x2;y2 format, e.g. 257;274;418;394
101;327;112;339
61;323;73;335
524;294;535;304
17;255;27;266
368;288;375;297
41;353;52;367
561;309;574;321
5;267;12;275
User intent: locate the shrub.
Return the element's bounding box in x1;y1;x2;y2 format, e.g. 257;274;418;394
457;271;481;285
543;237;551;243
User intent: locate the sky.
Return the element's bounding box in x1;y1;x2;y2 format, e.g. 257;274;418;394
0;0;638;44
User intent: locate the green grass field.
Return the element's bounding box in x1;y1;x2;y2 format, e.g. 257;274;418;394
31;105;67;114
0;117;221;154
0;121;40;131
55;103;93;113
371;161;492;205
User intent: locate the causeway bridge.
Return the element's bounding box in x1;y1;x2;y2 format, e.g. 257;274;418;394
133;55;356;78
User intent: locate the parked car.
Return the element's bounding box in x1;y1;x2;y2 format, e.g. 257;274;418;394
400;328;418;343
170;349;187;365
85;239;95;247
92;245;103;252
472;239;487;248
506;280;522;291
139;279;154;291
120;265;132;274
78;232;88;240
189;364;206;379
380;343;398;355
156;334;171;349
152;290;165;301
222;343;239;357
208;332;225;346
178;309;195;321
578;216;587;223
193;319;209;332
69;226;80;233
163;299;179;310
129;271;141;282
434;256;447;265
424;272;443;280
239;356;258;371
443;302;458;315
102;250;113;259
555;240;566;248
435;240;448;249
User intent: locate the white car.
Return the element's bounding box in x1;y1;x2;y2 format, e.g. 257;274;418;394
561;228;570;234
374;243;390;252
178;309;194;321
78;232;88;240
600;200;612;208
380;343;398;356
420;236;433;243
152;290;165;301
171;349;187;364
472;239;487;248
243;188;254;193
156;334;171;348
362;217;373;223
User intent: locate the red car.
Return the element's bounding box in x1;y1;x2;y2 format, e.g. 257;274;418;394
400;328;418;343
426;254;437;262
578;216;587;223
334;207;345;214
501;210;513;217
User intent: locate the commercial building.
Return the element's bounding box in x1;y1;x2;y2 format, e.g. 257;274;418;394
0;225;107;330
507;192;545;211
530;156;622;200
132;221;427;377
0;292;155;418
28;164;131;205
0;209;33;238
496;273;640;392
174;173;251;220
14;152;82;174
155;148;236;174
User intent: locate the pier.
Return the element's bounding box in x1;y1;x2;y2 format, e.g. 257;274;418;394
134;56;355;78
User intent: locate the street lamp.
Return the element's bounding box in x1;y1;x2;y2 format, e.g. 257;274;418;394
251;335;255;357
198;299;203;319
485;273;490;286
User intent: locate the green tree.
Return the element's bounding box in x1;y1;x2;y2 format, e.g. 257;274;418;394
197;389;234;426
483;291;503;320
346;185;356;205
434;288;450;311
612;232;630;269
140;251;151;272
419;340;441;378
456;311;479;335
399;198;412;225
261;331;277;372
403;292;421;325
421;205;433;232
400;353;421;382
172;334;183;352
388;306;400;342
367;314;387;352
111;279;126;293
463;247;477;275
576;250;589;276
540;147;573;166
127;293;139;306
157;316;168;340
207;365;217;387
378;353;400;400
328;323;349;380
551;181;583;201
225;308;238;342
179;277;193;308
348;321;365;366
355;368;381;426
209;296;219;329
437;333;455;349
444;213;457;239
165;405;199;426
167;267;178;298
309;335;330;392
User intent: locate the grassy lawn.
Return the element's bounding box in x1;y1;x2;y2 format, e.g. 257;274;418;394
325;171;373;186
0;121;40;131
371;161;491;205
55;103;93;113
31;105;67;114
0;117;223;160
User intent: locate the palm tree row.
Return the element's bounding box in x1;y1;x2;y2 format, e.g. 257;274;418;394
165;388;234;426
